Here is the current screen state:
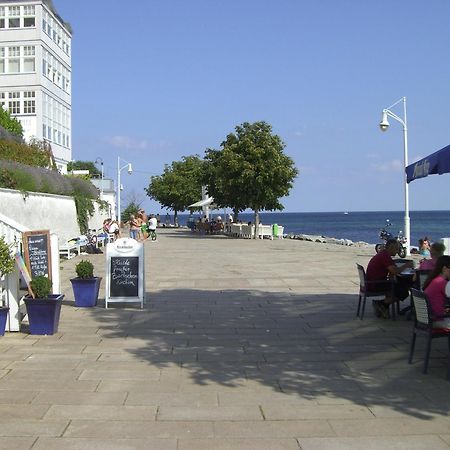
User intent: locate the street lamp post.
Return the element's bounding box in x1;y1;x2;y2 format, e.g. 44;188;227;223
379;96;410;256
94;157;104;198
117;156;133;224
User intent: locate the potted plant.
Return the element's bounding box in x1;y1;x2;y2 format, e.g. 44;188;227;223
23;276;64;335
70;260;102;307
0;236;15;336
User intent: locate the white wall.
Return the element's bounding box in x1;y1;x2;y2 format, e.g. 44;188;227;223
0;188;108;244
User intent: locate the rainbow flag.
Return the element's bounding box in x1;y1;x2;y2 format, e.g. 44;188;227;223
15;252;32;286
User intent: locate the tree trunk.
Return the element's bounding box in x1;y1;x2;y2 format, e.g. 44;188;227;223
233;208;239;222
174;210;179;227
253;210;260;239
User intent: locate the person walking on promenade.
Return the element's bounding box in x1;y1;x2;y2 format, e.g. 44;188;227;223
138;209;148;241
148;214;158;241
128;214;140;240
366;238;414;318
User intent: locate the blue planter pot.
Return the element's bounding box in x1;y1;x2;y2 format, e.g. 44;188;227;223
24;295;64;335
0;307;9;336
70;277;102;307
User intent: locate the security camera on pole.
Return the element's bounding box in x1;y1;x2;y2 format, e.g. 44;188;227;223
379;96;410;256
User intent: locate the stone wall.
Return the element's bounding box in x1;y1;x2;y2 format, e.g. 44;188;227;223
0;188;108;244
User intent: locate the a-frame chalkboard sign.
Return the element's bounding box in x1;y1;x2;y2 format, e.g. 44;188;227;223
22;230;52;280
105;237;144;308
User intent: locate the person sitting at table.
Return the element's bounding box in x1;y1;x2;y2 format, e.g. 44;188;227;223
419;238;431;257
423;255;450;328
419;242;446;270
366;238;414;319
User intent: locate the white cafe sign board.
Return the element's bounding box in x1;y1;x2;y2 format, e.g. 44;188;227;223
105;238;145;308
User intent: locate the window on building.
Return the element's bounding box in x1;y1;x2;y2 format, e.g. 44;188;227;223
8;59;19;73
24;58;34;72
8;6;20;28
0;48;4;74
24;16;35;27
8;92;20;114
23;46;35;72
24;91;35;114
0;7;4;29
23;5;35;27
7;47;20;73
24;99;35;114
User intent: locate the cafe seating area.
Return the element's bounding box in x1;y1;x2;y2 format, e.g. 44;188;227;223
356;257;450;379
226;223;284;240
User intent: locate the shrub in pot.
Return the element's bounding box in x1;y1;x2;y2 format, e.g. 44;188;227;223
24;275;64;335
0;236;14;336
70;259;102;307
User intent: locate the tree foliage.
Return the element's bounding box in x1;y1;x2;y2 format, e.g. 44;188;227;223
67;160;101;177
0;106;23;138
121;201;141;223
204;121;298;216
145;155;204;217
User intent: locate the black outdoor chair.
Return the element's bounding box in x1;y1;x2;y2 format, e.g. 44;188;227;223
408;288;450;378
401;269;432;319
356;264;395;320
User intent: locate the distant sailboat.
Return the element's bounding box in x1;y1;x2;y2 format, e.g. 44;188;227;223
344;211;349;215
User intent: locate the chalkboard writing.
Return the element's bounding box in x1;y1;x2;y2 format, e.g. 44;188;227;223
110;256;139;297
23;230;51;280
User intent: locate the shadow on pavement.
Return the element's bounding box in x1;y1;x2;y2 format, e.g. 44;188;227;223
90;288;450;420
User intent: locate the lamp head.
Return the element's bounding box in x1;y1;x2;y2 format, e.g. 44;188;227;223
127;163;132;174
379;110;390;132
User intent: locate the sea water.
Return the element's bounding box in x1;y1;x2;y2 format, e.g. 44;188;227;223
175;210;450;245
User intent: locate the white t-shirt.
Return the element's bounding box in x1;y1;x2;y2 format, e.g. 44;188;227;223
109;222;119;233
148;217;157;230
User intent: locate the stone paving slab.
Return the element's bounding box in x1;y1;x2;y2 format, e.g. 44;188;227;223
178;438;300;449
297;436;450;449
32;437;178;450
1;229;449;448
0;437;37;450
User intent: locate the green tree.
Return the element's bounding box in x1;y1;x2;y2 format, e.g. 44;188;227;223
0;105;23;138
204;121;298;237
121;201;140;224
145;155;204;224
67;161;101;177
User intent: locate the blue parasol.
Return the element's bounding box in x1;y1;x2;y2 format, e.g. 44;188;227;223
406;144;450;183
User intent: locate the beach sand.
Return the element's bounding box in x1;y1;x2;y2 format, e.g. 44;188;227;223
0;228;447;449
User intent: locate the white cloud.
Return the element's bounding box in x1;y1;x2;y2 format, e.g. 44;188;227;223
371;159;403;172
365;152;379;159
104;135;148;150
293;131;304;137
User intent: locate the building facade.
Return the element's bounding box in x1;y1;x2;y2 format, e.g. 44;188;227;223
0;0;71;172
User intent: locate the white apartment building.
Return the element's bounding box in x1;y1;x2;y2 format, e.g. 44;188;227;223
0;0;71;172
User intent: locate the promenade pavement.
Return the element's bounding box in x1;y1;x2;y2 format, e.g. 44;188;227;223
1;228;450;449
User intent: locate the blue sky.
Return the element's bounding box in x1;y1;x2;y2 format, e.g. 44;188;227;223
56;0;450;213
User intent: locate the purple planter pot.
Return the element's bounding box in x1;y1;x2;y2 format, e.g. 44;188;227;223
0;307;9;336
70;277;102;307
24;295;64;335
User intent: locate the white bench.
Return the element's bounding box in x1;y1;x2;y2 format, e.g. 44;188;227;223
59;240;80;259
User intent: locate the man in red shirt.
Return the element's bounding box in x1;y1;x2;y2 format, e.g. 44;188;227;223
366;239;414;318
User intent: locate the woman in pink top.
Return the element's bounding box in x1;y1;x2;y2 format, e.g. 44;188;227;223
423;255;450;328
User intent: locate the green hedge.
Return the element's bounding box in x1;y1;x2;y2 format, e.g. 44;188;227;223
0;139;53;167
0;160;98;198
